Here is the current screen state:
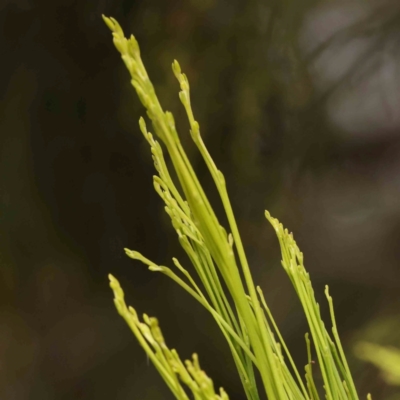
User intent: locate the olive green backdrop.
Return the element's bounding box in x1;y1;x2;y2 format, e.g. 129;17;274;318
1;0;400;398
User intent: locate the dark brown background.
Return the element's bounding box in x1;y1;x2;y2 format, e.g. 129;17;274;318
1;0;400;398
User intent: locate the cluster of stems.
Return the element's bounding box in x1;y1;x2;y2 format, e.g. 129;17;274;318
103;15;370;400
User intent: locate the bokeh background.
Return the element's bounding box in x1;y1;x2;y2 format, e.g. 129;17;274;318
1;0;400;398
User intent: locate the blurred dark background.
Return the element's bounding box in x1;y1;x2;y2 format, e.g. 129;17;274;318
1;0;400;398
